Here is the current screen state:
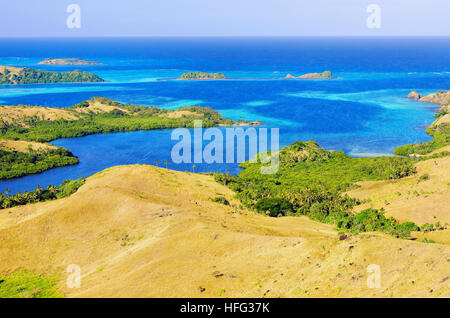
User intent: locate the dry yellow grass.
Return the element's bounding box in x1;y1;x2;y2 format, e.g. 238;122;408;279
0;105;79;126
0;99;132;125
0;100;213;127
0;165;448;298
165;110;203;119
0;139;57;153
348;156;450;226
0;66;22;76
72;100;131;115
0;100;133;127
435;112;450;126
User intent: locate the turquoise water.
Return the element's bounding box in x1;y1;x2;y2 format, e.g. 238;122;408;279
0;37;449;193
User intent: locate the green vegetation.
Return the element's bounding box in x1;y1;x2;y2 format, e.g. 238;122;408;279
394;95;450;156
434;107;448;119
420;222;448;232
0;270;63;298
0;99;233;143
255;198;293;217
178;72;226;80
337;208;418;238
394;122;450;156
0;178;85;209
212;196;230;205
215;141;419;238
0;66;104;85
0;147;78;179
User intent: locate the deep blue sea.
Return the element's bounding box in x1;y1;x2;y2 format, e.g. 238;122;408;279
1;37;450;193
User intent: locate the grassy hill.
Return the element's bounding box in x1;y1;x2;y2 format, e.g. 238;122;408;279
348;145;450;244
0;164;448;298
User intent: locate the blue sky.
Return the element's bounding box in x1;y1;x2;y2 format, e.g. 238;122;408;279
1;0;450;37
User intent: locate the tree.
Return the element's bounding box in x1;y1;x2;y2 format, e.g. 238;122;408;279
255;198;294;217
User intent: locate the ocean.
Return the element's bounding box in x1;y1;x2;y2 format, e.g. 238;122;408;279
0;37;449;193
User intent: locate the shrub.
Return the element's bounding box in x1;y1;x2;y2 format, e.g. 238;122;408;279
212;196;230;205
0;178;85;209
217;141;420;238
0;270;63;298
255;198;294;217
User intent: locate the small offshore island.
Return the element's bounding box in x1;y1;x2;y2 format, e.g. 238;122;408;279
0;66;104;85
177;72;227;80
285;70;332;79
38;58;102;66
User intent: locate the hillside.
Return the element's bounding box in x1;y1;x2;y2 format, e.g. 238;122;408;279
0;66;104;85
0;164;448;298
347;145;450;244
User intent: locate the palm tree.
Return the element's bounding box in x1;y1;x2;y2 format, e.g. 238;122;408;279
192;164;196;173
164;160;168;169
36;185;42;196
155;159;159;166
47;185;58;197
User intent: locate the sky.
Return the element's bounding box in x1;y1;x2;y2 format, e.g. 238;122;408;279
1;0;450;37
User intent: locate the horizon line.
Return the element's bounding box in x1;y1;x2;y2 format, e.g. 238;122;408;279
2;35;450;39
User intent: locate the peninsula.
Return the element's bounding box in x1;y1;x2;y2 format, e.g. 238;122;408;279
0;66;104;85
0;97;235;179
38;58;102;66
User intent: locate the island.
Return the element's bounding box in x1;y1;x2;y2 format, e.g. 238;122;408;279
178;72;227;80
38;58;102;65
285;70;332;79
0;66;105;85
